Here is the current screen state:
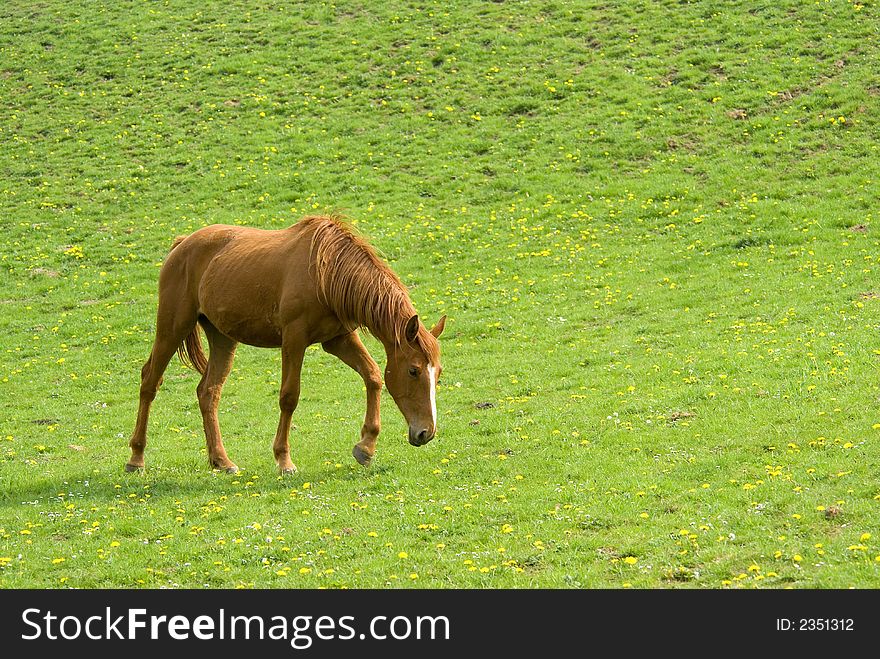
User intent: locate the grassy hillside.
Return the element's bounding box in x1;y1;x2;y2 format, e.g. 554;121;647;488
2;0;880;588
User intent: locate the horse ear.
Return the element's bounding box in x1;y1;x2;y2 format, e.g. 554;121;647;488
404;314;420;344
430;315;447;338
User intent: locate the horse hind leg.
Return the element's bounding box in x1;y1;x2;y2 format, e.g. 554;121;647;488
125;288;200;472
196;319;239;473
125;356;161;472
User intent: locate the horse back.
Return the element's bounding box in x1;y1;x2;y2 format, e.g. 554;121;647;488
160;223;332;347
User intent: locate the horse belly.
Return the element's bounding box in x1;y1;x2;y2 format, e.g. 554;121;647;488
198;264;285;348
206;306;283;348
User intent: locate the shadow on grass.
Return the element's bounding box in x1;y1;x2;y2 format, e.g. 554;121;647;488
0;457;397;507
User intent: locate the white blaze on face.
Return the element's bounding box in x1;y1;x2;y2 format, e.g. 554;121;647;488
427;365;437;429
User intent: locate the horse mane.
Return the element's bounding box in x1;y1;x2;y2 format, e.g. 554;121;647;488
306;215;440;362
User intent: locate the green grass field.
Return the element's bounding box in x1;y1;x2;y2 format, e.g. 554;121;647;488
2;0;880;589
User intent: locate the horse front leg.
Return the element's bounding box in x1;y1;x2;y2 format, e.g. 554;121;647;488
322;332;382;466
273;329;306;474
353;375;382;467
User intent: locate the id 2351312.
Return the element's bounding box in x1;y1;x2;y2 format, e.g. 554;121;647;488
776;618;854;631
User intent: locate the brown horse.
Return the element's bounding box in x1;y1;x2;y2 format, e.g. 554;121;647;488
125;215;445;474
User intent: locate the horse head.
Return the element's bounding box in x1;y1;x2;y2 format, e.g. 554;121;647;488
384;314;446;446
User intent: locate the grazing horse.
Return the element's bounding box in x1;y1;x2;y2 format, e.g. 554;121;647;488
125;215;446;474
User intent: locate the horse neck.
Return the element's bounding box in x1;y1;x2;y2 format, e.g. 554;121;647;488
333;263;416;349
366;279;417;351
309;217;417;348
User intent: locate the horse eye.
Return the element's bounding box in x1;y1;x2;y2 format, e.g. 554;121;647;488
408;367;419;378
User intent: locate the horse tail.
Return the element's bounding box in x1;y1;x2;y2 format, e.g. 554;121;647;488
178;324;208;375
167;234;208;375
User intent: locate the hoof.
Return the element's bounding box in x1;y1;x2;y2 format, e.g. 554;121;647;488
280;466;298;475
124;462;143;473
352;444;373;467
223;465;240;474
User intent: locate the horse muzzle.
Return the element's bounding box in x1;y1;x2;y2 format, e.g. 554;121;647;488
408;427;435;446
